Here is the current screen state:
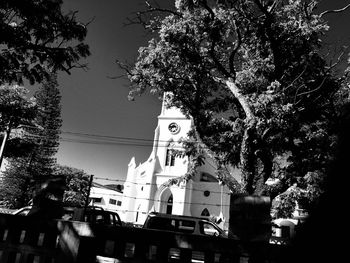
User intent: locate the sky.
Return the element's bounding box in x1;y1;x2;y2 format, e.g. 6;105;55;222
55;0;174;184
53;0;350;184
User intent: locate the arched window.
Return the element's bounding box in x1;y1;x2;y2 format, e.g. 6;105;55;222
201;208;210;217
165;148;175;166
165;141;184;167
166;194;173;214
200;173;218;182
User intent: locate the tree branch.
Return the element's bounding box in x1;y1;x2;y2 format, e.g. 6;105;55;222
144;0;182;17
326;48;348;72
320;3;350;18
228;19;241;77
225;79;255;120
209;39;232;79
296;77;327;98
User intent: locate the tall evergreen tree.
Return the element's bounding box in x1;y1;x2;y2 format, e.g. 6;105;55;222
0;75;62;208
30;74;62;185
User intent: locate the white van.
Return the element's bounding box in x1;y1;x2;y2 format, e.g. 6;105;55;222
143;212;227;238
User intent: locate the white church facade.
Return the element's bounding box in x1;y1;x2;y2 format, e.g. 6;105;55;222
121;98;238;231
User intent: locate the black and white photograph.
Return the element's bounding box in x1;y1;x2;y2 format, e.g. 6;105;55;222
1;0;349;262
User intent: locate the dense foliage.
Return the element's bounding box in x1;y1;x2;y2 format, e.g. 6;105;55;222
0;0;90;85
0;0;90;209
122;0;350;216
0;85;37;163
0;158;33;208
30;75;62;183
0;75;63;207
54;165;90;207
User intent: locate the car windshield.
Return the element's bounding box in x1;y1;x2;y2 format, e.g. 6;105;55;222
199;221;224;237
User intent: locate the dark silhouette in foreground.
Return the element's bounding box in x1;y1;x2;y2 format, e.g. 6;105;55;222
27;176;65;220
278;104;350;263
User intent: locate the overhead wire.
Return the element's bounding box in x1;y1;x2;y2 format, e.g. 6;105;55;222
93;177;231;196
19;130;202;148
89;191;230;207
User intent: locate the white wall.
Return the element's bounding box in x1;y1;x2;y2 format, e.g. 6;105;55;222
120;100;236;229
89;186;123;214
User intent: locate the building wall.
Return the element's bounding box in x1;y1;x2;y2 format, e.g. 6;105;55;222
89;185;123;213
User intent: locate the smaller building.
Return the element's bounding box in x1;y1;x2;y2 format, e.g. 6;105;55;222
89;182;124;214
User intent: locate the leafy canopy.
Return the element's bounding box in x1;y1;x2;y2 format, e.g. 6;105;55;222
0;84;37;128
0;0;90;85
122;0;348;215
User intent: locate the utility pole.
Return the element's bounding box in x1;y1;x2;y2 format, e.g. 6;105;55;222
0;127;11;169
83;174;94;216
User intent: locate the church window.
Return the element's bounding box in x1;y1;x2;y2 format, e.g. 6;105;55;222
204;190;210;197
200;173;218;182
166;194;173;214
109;199;117;205
165;149;175;166
136;205;141;222
201;208;210;217
89;197;102;204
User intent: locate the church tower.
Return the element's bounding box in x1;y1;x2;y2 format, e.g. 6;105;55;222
121;94;232;229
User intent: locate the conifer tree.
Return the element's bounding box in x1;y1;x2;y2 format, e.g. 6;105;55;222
0;74;62;207
30;74;63;186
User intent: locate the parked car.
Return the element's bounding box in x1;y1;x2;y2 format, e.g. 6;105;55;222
70;206;122;227
143;212;227;238
12;205;122;227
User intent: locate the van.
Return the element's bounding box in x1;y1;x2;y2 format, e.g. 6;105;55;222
143;212;227;238
13;205;122;227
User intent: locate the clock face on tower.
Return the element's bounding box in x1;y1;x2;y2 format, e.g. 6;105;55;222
168;122;180;134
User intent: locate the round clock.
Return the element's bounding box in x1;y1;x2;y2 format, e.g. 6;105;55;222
168;122;180;134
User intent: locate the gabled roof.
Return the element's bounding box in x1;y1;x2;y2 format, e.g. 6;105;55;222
92;182;123;193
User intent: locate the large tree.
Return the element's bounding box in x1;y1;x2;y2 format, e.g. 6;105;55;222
0;84;37;166
29;74;62;184
121;0;349;214
0;158;33;208
0;0;90;85
0;74;63;208
54;165;90;207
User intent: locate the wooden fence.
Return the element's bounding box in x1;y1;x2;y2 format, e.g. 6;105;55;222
0;213;288;263
0;213;59;263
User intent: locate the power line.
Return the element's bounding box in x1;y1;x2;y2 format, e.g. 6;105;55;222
62;131;156;143
60;130;204;145
91;191;230;207
16;129;220;150
93;177;230;196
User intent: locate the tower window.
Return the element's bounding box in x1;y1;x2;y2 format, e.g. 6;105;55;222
165;149;175;166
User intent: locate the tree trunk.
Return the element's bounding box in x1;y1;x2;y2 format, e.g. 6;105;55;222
226;79;257;194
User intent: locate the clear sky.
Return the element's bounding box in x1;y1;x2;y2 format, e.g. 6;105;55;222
54;0;350;184
56;0;171;183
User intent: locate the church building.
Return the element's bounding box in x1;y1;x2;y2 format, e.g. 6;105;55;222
121;97;238;231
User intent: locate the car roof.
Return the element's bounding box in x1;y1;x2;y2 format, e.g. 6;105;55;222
147;212;212;222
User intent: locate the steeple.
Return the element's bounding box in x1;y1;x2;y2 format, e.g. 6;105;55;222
159;92;187;119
